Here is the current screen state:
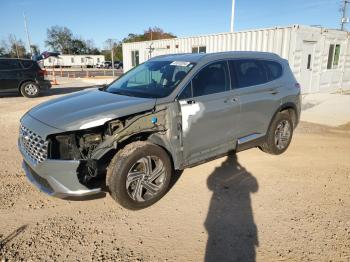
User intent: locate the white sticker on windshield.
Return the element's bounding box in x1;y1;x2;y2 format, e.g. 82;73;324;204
170;61;191;67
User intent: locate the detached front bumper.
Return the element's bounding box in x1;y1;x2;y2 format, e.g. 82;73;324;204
21;158;102;200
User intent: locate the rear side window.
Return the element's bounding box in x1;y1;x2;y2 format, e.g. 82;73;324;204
20;60;34;69
0;59;20;70
229;59;268;88
264;61;283;81
192;61;229;97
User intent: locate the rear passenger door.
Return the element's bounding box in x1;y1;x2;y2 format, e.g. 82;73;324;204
178;61;240;165
229;59;283;139
0;59;22;93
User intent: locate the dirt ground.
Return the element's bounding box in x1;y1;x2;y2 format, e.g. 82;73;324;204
0;86;349;261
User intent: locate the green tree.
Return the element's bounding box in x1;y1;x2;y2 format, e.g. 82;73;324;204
30;44;40;55
0;47;5;57
70;38;87;54
122;27;176;43
45;26;73;54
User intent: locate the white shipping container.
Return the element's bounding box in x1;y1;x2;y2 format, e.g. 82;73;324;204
122;25;350;94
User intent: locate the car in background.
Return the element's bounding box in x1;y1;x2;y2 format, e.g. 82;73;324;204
0;58;51;98
114;61;123;69
103;61;112;68
95;62;104;68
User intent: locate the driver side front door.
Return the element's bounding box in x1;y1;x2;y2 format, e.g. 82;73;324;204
178;61;240;166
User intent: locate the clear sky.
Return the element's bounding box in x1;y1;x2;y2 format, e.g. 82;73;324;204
0;0;347;51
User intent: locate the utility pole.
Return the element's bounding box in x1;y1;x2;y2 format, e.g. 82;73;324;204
230;0;235;32
23;12;32;57
340;0;349;31
107;39;116;77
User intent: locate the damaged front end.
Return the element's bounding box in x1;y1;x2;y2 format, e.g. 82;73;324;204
20;108;169;200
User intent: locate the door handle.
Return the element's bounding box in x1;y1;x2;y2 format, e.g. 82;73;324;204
224;97;239;103
269;88;279;95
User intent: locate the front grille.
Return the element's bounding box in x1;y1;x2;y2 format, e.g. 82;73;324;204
19;124;48;164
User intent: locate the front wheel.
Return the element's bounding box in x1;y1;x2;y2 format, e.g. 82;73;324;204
106;141;173;210
20;82;40;98
260;111;293;155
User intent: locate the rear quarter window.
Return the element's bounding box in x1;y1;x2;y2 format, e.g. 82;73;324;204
20;60;34;69
263;60;283;81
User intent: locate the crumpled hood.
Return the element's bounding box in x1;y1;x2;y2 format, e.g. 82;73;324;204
28;88;156;131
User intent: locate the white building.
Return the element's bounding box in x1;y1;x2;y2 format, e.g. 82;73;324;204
122;25;350;94
43;55;105;68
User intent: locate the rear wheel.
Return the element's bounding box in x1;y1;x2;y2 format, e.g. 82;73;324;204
260;111;293;155
106;141;173;210
20;82;40;98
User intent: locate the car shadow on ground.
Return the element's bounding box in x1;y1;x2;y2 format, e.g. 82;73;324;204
205;154;259;262
0;225;28;251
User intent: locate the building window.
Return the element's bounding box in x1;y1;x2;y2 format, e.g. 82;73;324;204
71;57;74;63
131;50;139;67
81;58;84;63
307;54;312;69
192;46;206;54
48;58;52;63
166;45;170;49
97;58;100;63
175;44;179;48
327;44;341;69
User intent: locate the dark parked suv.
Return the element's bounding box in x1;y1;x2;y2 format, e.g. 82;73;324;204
0;58;51;98
19;52;301;209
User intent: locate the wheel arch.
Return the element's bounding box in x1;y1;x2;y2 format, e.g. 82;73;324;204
94;131;177;171
269;102;299;132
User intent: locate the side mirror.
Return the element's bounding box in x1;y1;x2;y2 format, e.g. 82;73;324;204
98;84;107;91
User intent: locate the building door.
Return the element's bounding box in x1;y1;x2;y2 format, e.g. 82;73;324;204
300;41;316;93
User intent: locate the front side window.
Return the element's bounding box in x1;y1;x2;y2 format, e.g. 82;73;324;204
192;61;229;97
107;60;195;98
178;82;192;100
229;59;268;88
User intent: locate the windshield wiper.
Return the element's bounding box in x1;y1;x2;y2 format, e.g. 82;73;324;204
108;89;136;97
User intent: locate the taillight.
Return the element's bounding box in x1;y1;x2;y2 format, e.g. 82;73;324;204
295;83;301;89
38;69;48;79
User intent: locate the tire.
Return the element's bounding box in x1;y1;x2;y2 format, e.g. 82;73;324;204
260;111;293;155
106;141;173;210
20;82;40;98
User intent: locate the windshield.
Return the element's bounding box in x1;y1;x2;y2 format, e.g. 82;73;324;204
106;60;195;98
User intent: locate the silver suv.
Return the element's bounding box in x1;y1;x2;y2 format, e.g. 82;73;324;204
19;52;301;209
